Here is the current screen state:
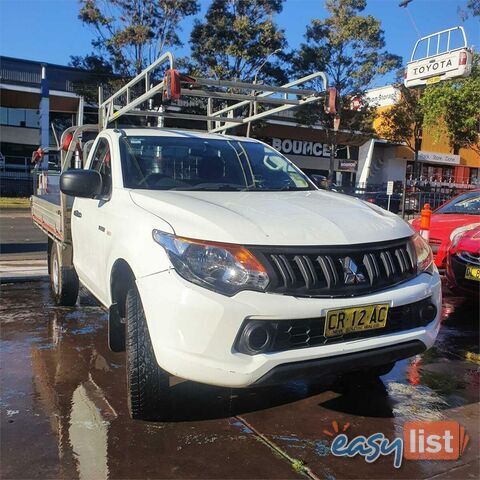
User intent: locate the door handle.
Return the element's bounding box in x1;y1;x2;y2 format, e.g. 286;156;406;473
73;210;82;218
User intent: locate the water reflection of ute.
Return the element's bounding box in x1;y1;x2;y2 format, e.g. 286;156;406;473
31;313;115;480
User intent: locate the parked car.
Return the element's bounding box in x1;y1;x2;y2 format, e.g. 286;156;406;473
362;190;418;215
411;190;480;269
445;224;480;299
364;192;402;214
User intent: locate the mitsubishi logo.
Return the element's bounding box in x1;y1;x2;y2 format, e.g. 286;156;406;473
341;257;366;285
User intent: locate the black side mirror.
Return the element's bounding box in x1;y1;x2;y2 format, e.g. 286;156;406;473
60;169;102;198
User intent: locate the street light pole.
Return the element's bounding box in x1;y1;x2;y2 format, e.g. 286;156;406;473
246;49;282;137
328;114;341;188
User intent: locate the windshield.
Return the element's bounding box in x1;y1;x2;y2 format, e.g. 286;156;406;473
436;191;480;215
120;135;314;191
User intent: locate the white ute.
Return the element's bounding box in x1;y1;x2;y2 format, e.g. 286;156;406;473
32;53;441;420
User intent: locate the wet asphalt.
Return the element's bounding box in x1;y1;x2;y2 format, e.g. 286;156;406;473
1;280;479;480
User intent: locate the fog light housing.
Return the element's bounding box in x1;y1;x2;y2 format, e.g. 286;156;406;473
236;321;274;355
419;303;437;323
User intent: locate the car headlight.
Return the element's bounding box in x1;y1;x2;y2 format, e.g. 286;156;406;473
153;230;269;296
449;223;480;248
412;232;435;274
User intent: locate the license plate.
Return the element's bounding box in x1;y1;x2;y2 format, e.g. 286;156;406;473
465;265;480;282
426;76;441;85
324;303;390;337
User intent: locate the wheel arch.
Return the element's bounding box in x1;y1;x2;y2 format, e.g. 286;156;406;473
110;258;136;318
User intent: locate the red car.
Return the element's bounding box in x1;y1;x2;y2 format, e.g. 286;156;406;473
412;190;480;269
446;224;480;298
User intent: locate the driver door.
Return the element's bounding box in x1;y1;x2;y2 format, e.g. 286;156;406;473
71;137;112;304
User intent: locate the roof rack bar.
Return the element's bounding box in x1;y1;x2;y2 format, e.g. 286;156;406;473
209;92;322;134
105;81;165;126
98;51;328;133
192;77;317;96
123;110;246;124
180;89;300;105
211;71;327;119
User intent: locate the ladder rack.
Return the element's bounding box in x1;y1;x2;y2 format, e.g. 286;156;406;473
98;51;328;133
410;26;469;62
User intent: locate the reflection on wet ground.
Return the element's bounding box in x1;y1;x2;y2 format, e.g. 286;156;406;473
1;281;479;479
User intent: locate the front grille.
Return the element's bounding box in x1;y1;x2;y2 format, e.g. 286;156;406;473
235;297;434;354
252;237;417;298
457;251;480;266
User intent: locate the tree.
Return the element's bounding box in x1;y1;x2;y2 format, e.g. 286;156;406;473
77;0;199;76
69;54;116;103
294;0;401;100
376;85;423;173
292;0;402;182
467;0;480;16
189;0;288;83
458;0;480;20
420;54;480;155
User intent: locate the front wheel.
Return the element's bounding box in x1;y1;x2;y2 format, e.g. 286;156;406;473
50;243;79;306
126;286;171;420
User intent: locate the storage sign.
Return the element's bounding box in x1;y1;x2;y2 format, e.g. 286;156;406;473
418;151;460;165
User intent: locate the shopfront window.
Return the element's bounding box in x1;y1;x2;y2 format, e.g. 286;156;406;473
418;163;458;183
470;168;479;185
0;107;39;128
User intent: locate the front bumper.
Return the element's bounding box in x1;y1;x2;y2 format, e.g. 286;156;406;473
446;254;480;297
137;269;442;388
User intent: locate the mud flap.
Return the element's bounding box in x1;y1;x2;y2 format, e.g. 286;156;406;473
108;303;126;352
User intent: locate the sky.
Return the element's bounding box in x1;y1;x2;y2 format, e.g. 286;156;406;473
0;0;479;88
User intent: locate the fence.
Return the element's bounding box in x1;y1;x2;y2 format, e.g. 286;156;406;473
346;181;477;220
0;171;34;197
0;156;31;173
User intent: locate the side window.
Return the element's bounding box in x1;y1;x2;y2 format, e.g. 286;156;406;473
90;138;112;197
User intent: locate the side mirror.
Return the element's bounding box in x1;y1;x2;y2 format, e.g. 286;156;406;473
60;169;102;198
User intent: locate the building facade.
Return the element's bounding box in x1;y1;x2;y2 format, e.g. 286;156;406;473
359;85;480;187
0;56;100;172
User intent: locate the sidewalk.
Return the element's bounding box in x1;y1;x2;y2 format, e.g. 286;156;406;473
0;207;48;283
0;255;48;283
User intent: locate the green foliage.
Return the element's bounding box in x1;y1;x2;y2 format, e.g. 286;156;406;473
78;0;199;76
468;0;480;16
420;54;480;154
292;0;401;132
458;0;480;20
189;0;288;82
377;85;423;154
293;0;402;96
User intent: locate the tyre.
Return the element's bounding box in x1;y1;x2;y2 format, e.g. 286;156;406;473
126;286;170;420
50;243;79;306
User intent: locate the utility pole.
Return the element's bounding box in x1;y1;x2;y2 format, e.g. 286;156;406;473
328;114;341;188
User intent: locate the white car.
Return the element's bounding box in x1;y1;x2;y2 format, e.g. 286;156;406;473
48;128;441;420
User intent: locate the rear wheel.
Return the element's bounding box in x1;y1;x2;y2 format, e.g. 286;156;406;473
49;243;79;306
126;286;170;420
